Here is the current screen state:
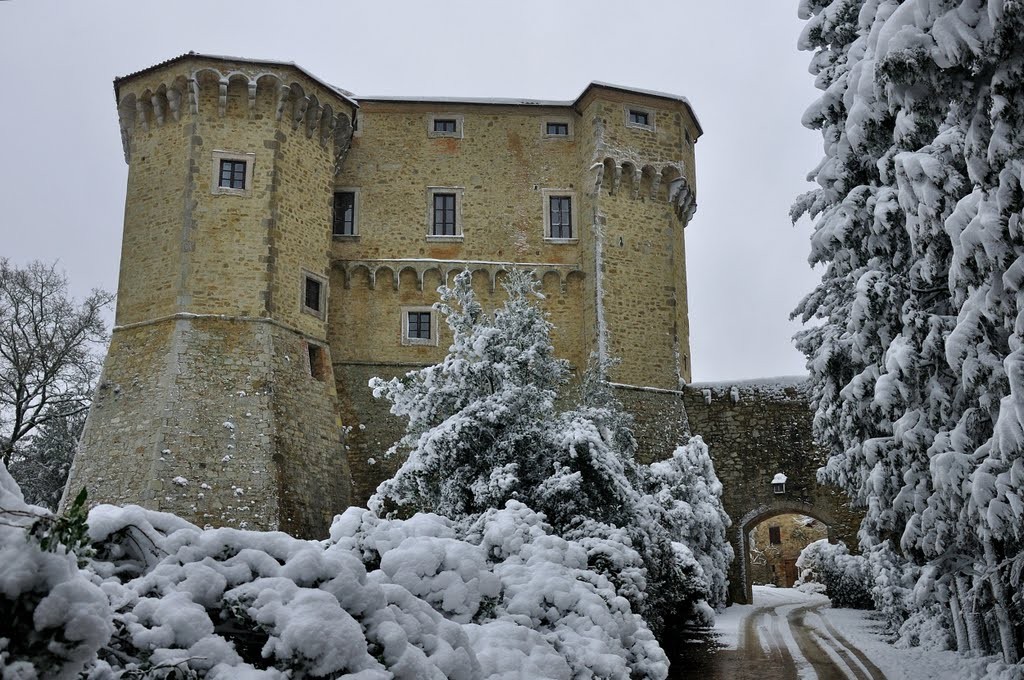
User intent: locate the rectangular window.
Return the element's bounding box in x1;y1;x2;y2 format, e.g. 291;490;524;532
407;311;431;340
307;343;326;381
333;191;356;236
219;159;247;189
628;110;650;127
304;276;322;313
433;119;457;133
546;122;569;136
432;193;457;236
769;526;782;545
549;196;572;239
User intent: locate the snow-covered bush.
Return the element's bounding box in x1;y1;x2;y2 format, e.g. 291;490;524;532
370;270;731;634
644;437;734;614
1;461;668;679
795;539;872;609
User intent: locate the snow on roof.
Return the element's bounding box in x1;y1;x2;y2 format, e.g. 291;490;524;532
359;95;573;107
113;54;702;136
772;473;788;484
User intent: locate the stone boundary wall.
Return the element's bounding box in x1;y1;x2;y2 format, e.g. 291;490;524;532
682;377;862;604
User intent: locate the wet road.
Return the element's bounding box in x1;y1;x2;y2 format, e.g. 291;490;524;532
667;589;886;680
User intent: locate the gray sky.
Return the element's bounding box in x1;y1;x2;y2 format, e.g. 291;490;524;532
0;1;822;382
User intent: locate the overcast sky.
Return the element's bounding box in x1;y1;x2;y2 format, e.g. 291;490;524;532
0;1;823;383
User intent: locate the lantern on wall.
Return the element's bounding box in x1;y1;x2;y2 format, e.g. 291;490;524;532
771;473;787;494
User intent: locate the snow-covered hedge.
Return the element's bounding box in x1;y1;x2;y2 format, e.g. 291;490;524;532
795;539;873;609
0;462;668;679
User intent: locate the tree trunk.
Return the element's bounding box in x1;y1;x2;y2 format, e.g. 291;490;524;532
948;577;971;654
958;573;986;655
984;539;1019;663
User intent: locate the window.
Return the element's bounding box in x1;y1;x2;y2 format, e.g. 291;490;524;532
301;272;326;318
211;150;255;196
549;196;572;239
307;343;326;381
402;307;437;346
332;190;357;236
219;160;246;189
426;187;463;239
542;189;577;242
546;122;568;136
542;118;573;139
625;106;655;131
428;114;464;138
628;110;649;126
769;526;782;545
433;193;457;236
408;311;431;339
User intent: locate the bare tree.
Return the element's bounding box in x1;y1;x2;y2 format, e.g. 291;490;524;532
0;259;113;467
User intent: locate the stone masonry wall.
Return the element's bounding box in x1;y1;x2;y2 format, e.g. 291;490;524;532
682;378;862;604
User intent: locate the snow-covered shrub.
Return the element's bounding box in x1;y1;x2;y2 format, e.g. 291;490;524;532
369;270;730;635
0;461;668;679
795;539;872;609
0;462;113;679
645;436;734;614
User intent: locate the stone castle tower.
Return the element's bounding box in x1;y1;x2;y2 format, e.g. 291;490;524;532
65;53;702;536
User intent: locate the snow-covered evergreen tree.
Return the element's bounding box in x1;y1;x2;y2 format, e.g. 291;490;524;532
370;270;731;634
795;0;1024;661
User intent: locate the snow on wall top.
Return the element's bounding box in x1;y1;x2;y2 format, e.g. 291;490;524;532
687;375;810;402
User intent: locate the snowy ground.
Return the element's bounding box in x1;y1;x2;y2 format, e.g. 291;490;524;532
701;585;1002;680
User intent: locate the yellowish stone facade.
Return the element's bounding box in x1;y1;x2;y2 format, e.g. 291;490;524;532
65;53;702;536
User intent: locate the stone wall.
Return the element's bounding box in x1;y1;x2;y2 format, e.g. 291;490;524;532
682;378;862;604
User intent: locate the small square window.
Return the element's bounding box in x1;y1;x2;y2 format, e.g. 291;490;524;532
433;193;457;236
301;272;326;318
628;110;649;127
549;196;573;239
408;311;431;339
219;160;246;189
211;150;255;196
333;190;357;236
769;526;782;545
546;122;569;136
428;114;463;138
402;307;437;346
625;106;655;131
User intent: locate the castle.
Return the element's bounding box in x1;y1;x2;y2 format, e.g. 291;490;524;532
64;53;702;538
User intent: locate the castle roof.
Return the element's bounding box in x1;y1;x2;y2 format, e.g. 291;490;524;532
115;53;702;138
113;52;360;108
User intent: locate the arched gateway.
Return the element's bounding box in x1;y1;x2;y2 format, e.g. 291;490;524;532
682;378;863;605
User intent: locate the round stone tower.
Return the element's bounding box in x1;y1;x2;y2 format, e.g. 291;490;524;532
64;54;356;537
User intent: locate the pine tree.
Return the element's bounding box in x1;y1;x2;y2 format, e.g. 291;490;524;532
795;0;1024;660
369;270;731;635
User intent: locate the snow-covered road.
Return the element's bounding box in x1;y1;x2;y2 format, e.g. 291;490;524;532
672;585;996;680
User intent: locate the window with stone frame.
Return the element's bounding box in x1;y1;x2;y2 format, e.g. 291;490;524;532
332;190;357;236
402;306;437;346
549;195;573;239
769;526;782;545
301;272;326;318
432;193;457;236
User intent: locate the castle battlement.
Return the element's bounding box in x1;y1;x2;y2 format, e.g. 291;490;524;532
66;53;703;535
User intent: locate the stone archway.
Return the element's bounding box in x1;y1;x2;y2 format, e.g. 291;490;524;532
682;378;863;605
735;502;842;604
